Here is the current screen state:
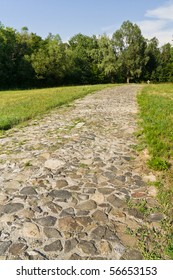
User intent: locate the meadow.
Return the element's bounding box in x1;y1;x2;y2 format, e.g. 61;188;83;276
137;83;173;259
0;84;116;131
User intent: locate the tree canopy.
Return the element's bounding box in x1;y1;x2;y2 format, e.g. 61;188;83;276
0;20;172;89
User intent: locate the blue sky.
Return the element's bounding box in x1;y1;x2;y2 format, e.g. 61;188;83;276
0;0;173;45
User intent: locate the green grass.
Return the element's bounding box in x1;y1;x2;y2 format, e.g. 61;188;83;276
137;84;173;165
137;84;173;259
0;84;116;131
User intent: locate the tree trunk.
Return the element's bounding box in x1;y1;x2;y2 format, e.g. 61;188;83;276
127;77;130;83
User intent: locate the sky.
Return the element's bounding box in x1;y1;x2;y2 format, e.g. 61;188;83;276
0;0;173;45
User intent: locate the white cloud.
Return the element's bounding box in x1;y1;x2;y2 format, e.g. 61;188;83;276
138;20;167;34
138;1;173;45
146;1;173;20
101;1;173;46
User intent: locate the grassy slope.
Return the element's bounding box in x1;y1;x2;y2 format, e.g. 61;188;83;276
0;84;116;131
137;84;173;259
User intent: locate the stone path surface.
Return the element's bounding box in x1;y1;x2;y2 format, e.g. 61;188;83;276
0;85;158;260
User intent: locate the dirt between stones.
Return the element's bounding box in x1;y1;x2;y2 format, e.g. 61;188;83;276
0;85;159;260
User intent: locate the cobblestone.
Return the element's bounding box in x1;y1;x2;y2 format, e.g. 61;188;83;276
0;85;160;259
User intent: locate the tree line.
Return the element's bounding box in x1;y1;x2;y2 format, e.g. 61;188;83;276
0;20;173;89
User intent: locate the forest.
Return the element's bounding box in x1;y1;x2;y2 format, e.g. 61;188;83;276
0;20;173;89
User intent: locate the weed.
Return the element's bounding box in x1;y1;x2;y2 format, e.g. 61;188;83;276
147;157;170;171
24;161;32;167
79;163;88;168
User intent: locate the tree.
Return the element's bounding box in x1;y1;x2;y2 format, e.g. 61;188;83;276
97;34;117;82
67;33;99;84
158;43;173;82
0;25;19;88
112;21;148;83
143;37;161;81
31;34;66;86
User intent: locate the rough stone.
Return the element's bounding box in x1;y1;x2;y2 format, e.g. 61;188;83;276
46;202;62;214
116;175;126;182
127;208;144;219
0;241;12;255
64;238;78;253
91;226;106;240
69;253;83;260
92;210;108;223
9;243;27;255
99;241;112;255
107;195;126;208
78;240;97;255
2;203;24;214
56;180;68;189
60;207;75;217
76;200;97;211
91;192;104;204
43;228;61;238
35;216;57;227
114;242;126;255
148;213;165;222
22;222;40;238
76;217;92;227
58;216;82;232
120;249;144;260
98;188;114;195
104;228;119;242
49;190;71;200
44;240;63;252
20;187;37;195
44;159;65;170
0;195;8;204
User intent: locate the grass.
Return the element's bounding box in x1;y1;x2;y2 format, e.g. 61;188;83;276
0;84;116;131
137;83;173;259
137;84;173;167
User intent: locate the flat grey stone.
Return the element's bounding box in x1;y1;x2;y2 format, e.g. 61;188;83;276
104;228;119;242
107;195;126;208
35;216;57;227
114;242;126;255
9;243;27;255
20;187;37;195
44;240;63;252
49;190;71;200
76;216;92;227
76;200;97;211
2;203;24;214
128;208;144;219
0;241;12;255
64;238;78;253
116;175;126;182
148;213;165;222
98;188;114;195
46;202;62;214
69;253;83;260
91;226;106;240
120;249;144;260
78;240;97;255
92;210;108;223
43;228;61;238
60;207;75;217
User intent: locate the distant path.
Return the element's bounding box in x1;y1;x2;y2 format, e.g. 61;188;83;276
0;85;157;259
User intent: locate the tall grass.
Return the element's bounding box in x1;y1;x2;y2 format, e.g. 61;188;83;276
0;84;116;131
137;84;173;259
137;84;173;170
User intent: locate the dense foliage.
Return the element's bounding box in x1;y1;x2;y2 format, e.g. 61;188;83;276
0;20;173;89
